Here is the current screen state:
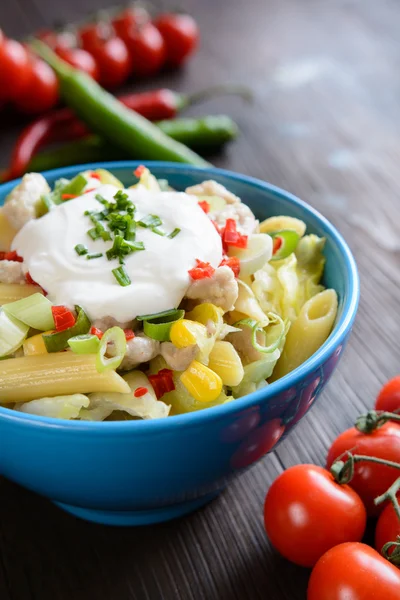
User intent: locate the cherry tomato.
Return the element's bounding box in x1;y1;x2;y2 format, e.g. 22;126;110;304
88;37;131;89
375;500;400;564
118;22;165;77
307;543;400;600
78;22;111;52
231;419;285;469
112;6;150;38
56;47;99;80
14;57;59;114
0;39;31;101
37;29;76;51
376;376;400;413
326;422;400;516
154;13;199;67
264;465;366;567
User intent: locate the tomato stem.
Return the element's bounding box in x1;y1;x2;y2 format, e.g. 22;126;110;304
375;477;400;565
331;452;400;485
355;409;400;433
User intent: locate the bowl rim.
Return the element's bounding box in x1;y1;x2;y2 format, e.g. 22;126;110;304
0;161;360;432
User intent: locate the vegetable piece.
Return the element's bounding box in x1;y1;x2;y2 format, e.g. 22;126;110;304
14;56;59;114
180;360;223;403
96;326;127;372
0;283;43;305
51;305;76;331
31;41;210;167
0;311;29;357
231;352;280;398
269;229;300;261
208;341;244;386
307;543;400;600
112;265;131;286
0;208;17;251
89;36;131;89
376;376;400;413
264;465;366;567
43;306;90;352
188;259;215;280
234;313;286;355
118;22;165;77
156;115;238;149
141;309;184;342
185;302;224;329
68;334;100;354
235;280;269;326
16;394;89;419
154;13;199;67
93;168;123;188
90;326;103;339
56;47;99;80
219;256;240;278
23;331;50;355
112;6;150;37
59;173;88;197
0;39;31;102
148;368;175;399
228;233;272;277
0;353;130;404
259;215;306;238
326;422;400;516
221;218;248;250
3;293;54;331
375;500;400;565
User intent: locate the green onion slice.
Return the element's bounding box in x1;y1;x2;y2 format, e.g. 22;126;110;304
234;313;286;354
60;173;88;198
96;326;127;372
68;334;100;354
3;293;55;331
0;311;29;357
112;265;131;286
138;214;162;228
142;309;185;342
137;308;184;322
168;228;181;239
269;229;300;261
43;306;91;352
75;244;88;256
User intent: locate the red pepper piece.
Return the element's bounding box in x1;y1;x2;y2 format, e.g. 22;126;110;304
273;236;283;254
84;187;96;194
188;259;215;280
89;172;101;180
148;368;175;399
124;329;135;341
90;326;104;339
198;200;210;213
134;387;148;398
61;193;78;200
134;165;146;178
219;256;240;278
52;306;76;332
0;250;23;262
221;218;248;250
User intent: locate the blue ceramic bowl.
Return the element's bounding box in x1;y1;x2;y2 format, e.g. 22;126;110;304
0;162;359;525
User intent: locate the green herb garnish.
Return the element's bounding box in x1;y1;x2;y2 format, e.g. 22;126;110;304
75;244;88;256
168;228;181;239
112;265;131;287
86;252;103;260
138;214;162;228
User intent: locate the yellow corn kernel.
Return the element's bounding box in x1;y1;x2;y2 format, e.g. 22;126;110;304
0;208;17;251
208;341;244;387
170;319;207;348
23;331;51;356
180;360;223;403
186;303;224;327
259;215;306;238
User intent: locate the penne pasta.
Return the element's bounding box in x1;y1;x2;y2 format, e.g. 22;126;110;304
0;208;17;251
271;289;338;380
0;353;130;404
0;283;43;305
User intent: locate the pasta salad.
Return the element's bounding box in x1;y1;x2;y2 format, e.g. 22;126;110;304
0;166;338;420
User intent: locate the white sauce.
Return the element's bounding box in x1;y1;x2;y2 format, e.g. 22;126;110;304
13;185;223;322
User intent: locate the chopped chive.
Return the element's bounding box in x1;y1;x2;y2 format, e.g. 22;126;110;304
100;230;112;241
112;265;131;286
95;194;109;206
87;228;101;240
138;214;162;228
152;227;166;236
75;244;88;256
86;252;103;260
168;228;181;239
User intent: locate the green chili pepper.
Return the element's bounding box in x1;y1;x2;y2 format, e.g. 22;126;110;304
31;40;210;167
269;229;301;261
27;116;239;173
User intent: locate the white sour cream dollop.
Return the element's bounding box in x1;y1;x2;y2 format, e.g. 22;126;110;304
13;184;223;322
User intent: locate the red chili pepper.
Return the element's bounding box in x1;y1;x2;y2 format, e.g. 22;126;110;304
0;250;23;262
90;326;104;339
221;218;248;251
61;193;78;200
219;256;240;278
148;368;175;399
198;200;210;213
52;306;76;332
134;165;146;178
134;387;148;398
188;259;215;280
84;187;96;194
124;329;135;341
273;236;283;254
89;172;101;180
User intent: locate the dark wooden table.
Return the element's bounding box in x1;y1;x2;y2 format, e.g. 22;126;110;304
1;0;400;598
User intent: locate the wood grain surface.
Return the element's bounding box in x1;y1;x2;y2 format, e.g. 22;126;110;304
1;0;399;598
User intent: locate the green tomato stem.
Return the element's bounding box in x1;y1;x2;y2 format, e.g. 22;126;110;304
355;409;400;433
